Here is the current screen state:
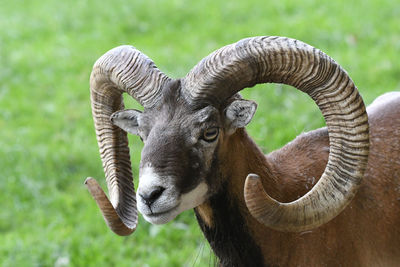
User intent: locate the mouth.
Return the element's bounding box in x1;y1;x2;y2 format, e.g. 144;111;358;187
141;205;180;225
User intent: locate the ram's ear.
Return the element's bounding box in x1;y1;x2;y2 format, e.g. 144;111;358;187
225;99;257;133
110;109;142;135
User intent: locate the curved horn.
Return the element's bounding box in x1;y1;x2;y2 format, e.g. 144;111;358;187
182;36;369;232
88;45;171;235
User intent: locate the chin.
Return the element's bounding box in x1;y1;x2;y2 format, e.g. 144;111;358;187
142;208;180;225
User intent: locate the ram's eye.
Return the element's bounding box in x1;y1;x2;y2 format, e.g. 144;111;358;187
203;127;219;142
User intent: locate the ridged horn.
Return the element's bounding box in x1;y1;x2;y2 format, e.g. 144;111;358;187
182;36;369;232
88;45;171;235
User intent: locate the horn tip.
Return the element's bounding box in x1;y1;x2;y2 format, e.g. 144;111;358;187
84;177;100;190
84;177;94;185
246;173;260;180
245;173;261;189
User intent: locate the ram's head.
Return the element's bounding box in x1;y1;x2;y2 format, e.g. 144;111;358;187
86;37;369;235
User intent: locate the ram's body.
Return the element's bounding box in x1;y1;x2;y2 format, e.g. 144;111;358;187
86;37;400;266
194;92;400;266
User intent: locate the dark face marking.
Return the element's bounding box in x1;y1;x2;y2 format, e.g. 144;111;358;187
138;80;222;195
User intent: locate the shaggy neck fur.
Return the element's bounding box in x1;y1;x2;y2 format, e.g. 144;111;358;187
194;129;275;266
194;187;265;267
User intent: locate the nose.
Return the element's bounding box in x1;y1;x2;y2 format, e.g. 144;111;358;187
139;186;165;207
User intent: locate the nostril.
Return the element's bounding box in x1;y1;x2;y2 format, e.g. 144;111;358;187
139;186;165;206
148;186;165;201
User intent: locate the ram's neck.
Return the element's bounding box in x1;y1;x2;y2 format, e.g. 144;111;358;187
194;128;331;266
194;128;275;267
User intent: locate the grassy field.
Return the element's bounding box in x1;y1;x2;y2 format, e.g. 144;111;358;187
0;0;399;266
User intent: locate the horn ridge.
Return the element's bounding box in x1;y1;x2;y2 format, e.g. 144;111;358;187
88;45;171;235
184;36;369;231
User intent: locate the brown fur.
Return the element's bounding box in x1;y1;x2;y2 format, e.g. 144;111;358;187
196;201;214;228
196;93;400;266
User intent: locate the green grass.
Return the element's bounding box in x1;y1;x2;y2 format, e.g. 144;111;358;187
0;0;399;266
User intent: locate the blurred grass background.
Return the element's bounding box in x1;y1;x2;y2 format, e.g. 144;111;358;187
0;0;399;266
